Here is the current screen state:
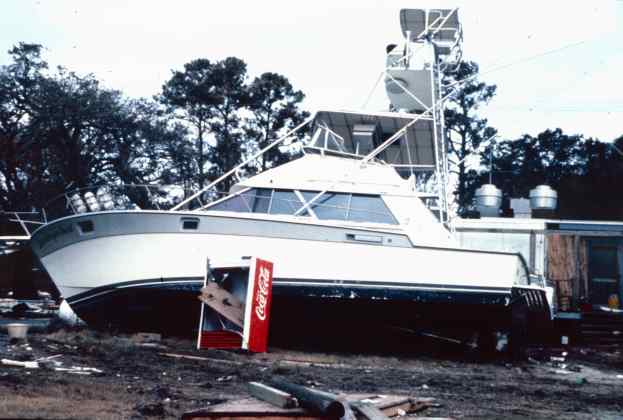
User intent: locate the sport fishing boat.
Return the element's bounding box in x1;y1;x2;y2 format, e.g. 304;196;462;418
29;9;551;340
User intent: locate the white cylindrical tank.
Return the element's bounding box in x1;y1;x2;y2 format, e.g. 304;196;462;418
83;192;100;212
529;185;557;210
474;184;502;217
68;193;87;214
96;187;115;211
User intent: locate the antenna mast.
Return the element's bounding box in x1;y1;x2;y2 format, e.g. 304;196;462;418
384;9;462;226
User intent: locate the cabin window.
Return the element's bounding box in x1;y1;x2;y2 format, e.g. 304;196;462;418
300;191;396;224
269;190;304;215
243;188;271;213
208;194;250;212
348;194;397;224
206;188;397;224
302;191;349;221
207;188;271;213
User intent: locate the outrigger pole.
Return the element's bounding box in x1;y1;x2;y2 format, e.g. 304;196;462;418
171;116;314;211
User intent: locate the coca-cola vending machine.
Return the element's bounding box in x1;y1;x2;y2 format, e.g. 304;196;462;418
197;257;274;353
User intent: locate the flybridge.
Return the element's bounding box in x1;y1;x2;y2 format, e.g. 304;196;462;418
174;9;462;225
308;110;437;173
38;9;462;230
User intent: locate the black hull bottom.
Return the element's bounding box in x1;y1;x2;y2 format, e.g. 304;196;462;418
66;278;551;343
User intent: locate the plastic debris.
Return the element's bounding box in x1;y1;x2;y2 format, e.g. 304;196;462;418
1;359;38;369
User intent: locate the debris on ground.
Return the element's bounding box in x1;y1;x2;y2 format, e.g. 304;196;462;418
183;381;435;420
1;326;622;418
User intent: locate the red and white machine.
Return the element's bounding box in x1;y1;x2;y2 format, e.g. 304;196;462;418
197;257;274;353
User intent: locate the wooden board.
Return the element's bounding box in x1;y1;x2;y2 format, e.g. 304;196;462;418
182;394;433;420
199;282;245;328
350;401;389;420
247;382;298;409
547;234;576;281
547;234;577;310
578;238;590;301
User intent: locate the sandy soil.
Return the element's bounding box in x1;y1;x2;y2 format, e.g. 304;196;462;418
1;327;623;420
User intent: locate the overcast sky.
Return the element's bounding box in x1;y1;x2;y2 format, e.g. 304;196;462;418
1;0;621;142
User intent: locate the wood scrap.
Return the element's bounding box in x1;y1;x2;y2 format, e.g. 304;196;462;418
199;282;245;328
350;401;389;420
182;393;436;420
355;395;434;416
247;382;298;409
160;352;244;366
182;398;317;420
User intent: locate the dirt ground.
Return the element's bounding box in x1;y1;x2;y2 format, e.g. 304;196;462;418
1;325;623;420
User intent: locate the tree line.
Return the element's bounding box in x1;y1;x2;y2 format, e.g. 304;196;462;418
442;61;623;221
0;43;308;212
1;43;621;221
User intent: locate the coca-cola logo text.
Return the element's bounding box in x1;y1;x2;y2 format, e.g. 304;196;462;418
254;266;271;321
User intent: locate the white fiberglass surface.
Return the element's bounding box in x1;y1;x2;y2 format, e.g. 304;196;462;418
42;231;524;298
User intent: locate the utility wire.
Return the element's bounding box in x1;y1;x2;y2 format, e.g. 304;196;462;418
479;39;590;78
446;39;589;90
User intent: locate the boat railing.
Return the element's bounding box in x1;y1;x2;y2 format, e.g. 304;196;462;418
0;211;44;237
172;110;436;212
41;184;196;223
40;183;397;226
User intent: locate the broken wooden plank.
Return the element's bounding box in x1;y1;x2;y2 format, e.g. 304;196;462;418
160;352;243;366
350;401;389;420
199;282;245;328
181;398;315;420
182;394;436;420
247;382;299;409
353;395;434;415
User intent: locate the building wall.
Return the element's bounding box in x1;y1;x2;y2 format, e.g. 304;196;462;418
546;234;589;311
455;219;623;313
455;229;545;275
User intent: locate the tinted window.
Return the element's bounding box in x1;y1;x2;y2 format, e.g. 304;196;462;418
590;246;619;278
348;194;397;224
243;188;271;213
208;194;250;212
269;190;304;215
308;192;349;221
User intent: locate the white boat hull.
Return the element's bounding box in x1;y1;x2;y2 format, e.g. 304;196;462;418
30;211;548;332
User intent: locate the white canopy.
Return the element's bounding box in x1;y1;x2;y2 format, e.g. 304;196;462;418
310;110;439;170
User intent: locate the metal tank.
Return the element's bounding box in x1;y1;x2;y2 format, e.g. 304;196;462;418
529;185;557;210
474;184;502;217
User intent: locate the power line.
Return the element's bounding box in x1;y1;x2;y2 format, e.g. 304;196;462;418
478;39;590;78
